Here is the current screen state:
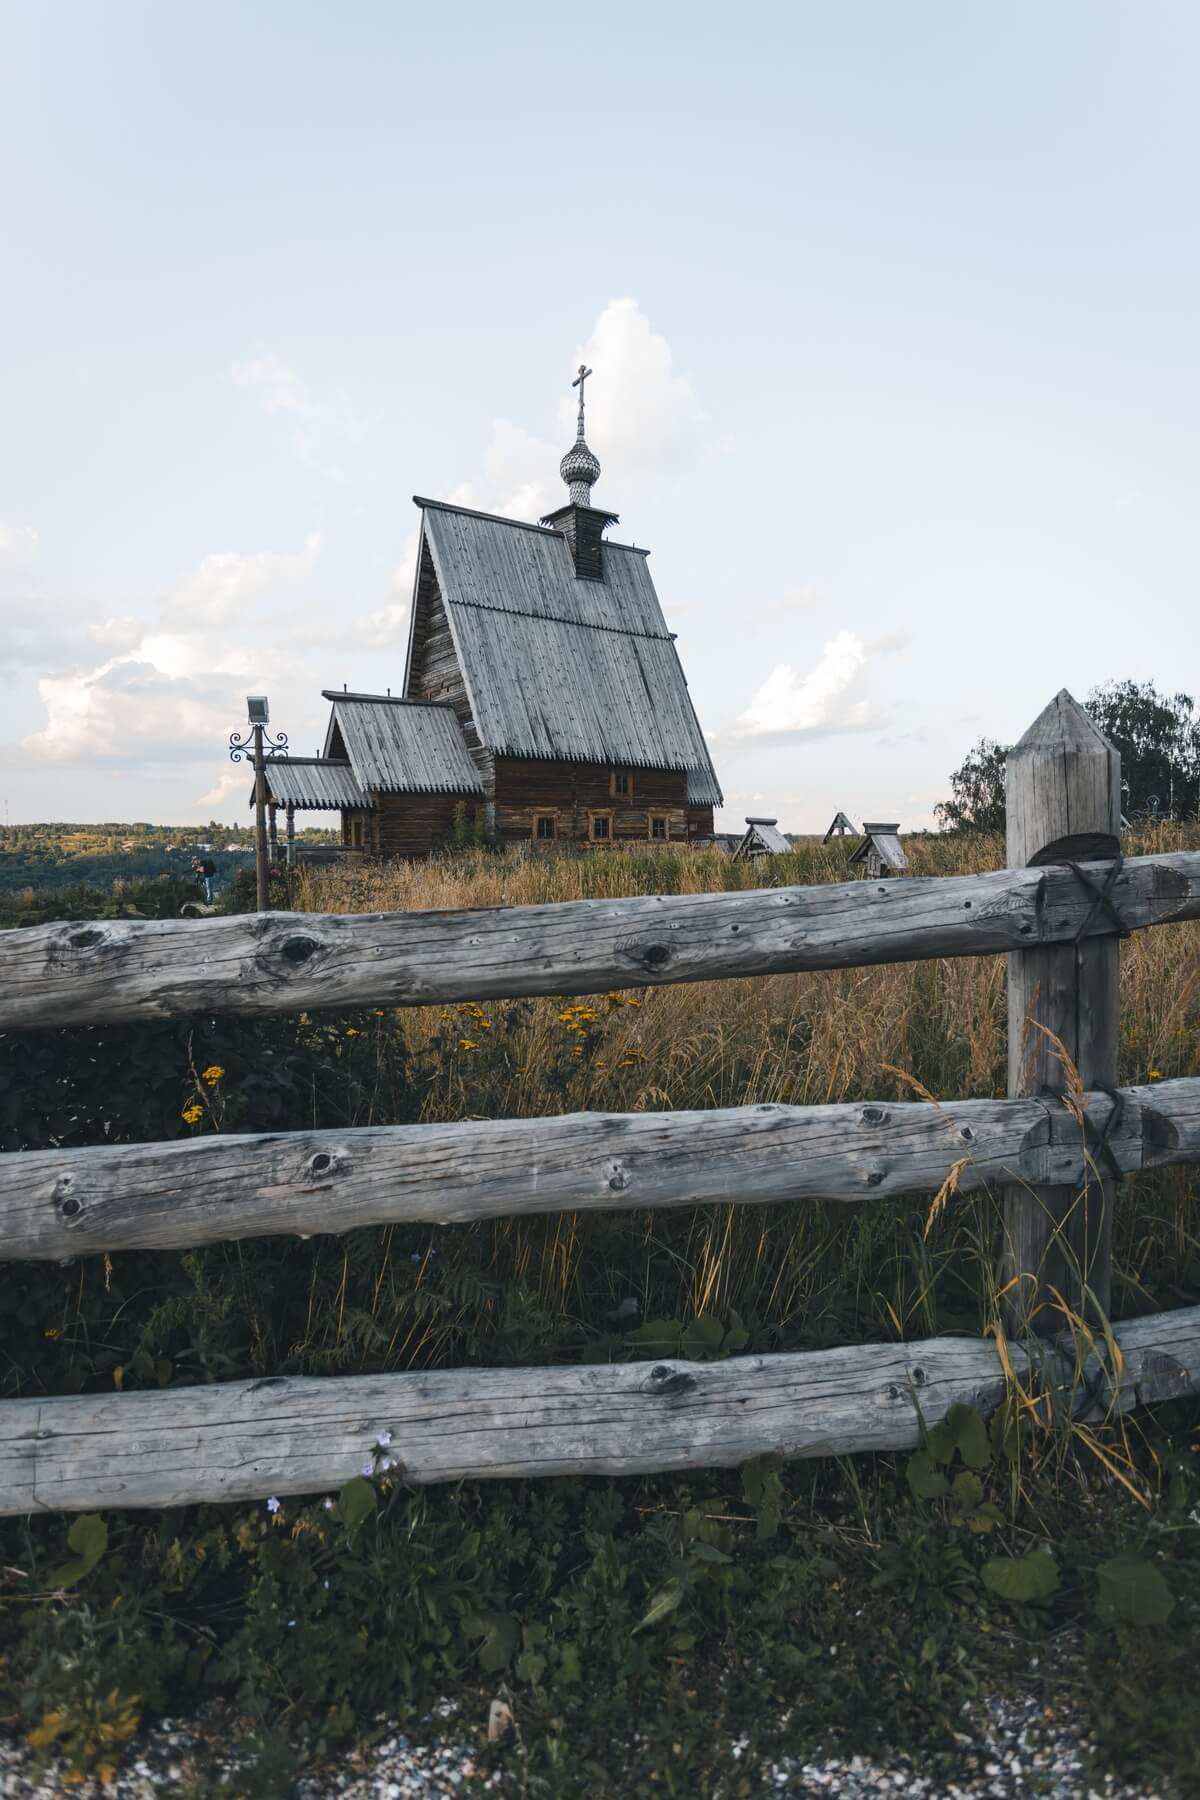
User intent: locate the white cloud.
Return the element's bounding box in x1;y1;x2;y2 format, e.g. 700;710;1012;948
561;298;703;491
22;658;244;764
0;523;39;560
18;532;322;769
170;532;321;624
428;299;704;529
732;630;883;741
232;356;366;480
363;527;421;646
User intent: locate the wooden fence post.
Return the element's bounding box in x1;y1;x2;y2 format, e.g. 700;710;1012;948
1003;689;1122;1333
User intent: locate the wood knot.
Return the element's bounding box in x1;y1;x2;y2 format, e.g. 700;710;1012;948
280;935;319;964
68;928;103;949
608;1165;631;1193
643;1364;697;1398
641;944;671;969
866;1170;884;1187
60;1196;82;1219
860;1106;889;1126
305;1148;347;1180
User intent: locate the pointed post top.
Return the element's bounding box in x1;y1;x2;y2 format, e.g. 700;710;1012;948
1007;689;1121;865
1013;688;1116;756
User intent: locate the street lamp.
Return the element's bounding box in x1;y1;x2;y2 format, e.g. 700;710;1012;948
229;696;289;911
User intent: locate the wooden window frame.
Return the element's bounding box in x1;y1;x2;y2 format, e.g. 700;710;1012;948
610;768;634;802
649;815;669;842
533;813;557;842
589;810;614;843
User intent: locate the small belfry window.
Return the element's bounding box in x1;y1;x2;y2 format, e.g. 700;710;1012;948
534;814;556;841
591;812;612;841
611;769;633;800
650;816;668;841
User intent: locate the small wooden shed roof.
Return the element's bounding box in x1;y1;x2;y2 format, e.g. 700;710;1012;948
849;822;908;872
822;811;859;841
255;757;368;812
731;816;791;861
321;691;484;795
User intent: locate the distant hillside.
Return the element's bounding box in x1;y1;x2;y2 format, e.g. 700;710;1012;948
0;821;335;894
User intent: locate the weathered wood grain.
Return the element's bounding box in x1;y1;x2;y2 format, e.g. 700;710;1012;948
1003;691;1123;1331
4;1306;1197;1514
1;851;1197;1032
4;1080;1199;1263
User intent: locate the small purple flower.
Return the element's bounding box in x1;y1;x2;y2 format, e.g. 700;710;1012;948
266;1496;280;1514
322;1496;335;1511
380;1457;395;1473
376;1429;393;1449
361;1460;374;1478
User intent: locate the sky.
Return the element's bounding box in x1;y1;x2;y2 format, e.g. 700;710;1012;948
2;0;1198;832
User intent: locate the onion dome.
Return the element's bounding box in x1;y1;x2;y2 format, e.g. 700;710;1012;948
560;435;601;504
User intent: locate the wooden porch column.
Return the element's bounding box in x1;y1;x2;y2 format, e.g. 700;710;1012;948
268;802;279;862
1002;690;1122;1334
285;803;295;866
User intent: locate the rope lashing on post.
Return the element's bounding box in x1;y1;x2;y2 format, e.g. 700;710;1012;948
1063;854;1131;942
1037;1081;1127;1181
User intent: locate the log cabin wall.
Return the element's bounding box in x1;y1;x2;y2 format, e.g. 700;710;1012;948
687;805;715;840
373;790;480;859
493;757;688;847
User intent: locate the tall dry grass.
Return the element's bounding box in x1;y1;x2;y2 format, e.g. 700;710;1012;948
282;826;1200;1354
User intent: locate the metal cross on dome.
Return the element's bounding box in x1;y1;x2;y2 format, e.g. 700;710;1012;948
572;362;592;435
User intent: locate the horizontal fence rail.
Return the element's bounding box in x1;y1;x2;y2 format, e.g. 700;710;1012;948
1;850;1198;1031
5;1078;1200;1262
5;1306;1199;1515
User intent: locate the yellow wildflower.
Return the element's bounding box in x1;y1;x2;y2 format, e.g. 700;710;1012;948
345;1027;360;1037
181;1104;204;1125
459;1038;478;1051
1149;1069;1163;1080
201;1064;225;1085
44;1327;63;1340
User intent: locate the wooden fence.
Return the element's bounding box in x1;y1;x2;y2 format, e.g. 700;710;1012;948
2;689;1200;1515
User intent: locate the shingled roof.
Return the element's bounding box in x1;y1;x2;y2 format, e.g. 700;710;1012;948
321;692;484;794
258;757;368;811
410;498;723;805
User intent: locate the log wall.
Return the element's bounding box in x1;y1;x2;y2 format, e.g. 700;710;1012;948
493;756;688;846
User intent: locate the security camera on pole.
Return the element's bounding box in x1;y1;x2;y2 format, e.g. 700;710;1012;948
229;696;288;912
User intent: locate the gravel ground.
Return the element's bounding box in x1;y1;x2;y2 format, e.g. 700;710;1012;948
0;1692;1174;1798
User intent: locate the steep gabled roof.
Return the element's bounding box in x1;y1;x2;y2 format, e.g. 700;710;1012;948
321;691;484;794
409;498;722;803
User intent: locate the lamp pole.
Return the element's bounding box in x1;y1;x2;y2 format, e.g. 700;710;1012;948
252;720;269;910
229;697;288;913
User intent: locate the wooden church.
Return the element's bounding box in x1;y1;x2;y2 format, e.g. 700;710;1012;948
270;367;723;857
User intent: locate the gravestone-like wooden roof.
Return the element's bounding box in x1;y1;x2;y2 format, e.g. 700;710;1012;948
849;822;908;872
731;816;791;861
410;498;723;805
322;691;484;794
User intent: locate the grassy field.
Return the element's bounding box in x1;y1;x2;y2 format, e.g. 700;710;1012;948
1;829;1198;1795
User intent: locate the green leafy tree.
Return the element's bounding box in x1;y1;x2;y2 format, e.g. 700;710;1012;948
934;738;1008;834
1085;679;1200;820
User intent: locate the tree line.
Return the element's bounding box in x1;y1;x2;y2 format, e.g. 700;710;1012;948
937;680;1200;834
